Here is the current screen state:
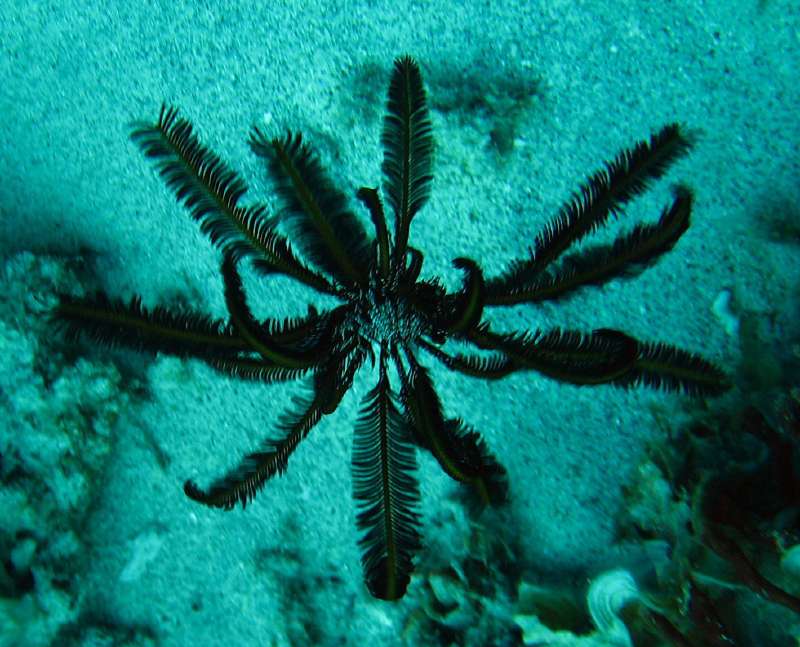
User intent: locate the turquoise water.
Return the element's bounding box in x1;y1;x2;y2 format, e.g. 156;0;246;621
1;1;798;645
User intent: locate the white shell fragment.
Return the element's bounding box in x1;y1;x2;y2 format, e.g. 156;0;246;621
711;288;739;338
586;569;640;647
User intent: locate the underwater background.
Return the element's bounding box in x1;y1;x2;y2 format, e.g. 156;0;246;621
1;0;799;645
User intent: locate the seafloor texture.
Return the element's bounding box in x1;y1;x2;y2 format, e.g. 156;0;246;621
1;1;799;645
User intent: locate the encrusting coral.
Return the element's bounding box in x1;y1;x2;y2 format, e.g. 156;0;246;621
609;388;800;645
0;252;133;646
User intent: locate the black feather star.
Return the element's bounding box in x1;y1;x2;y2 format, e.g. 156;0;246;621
54;56;729;600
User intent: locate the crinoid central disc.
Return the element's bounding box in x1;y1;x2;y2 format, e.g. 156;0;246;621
357;289;422;346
